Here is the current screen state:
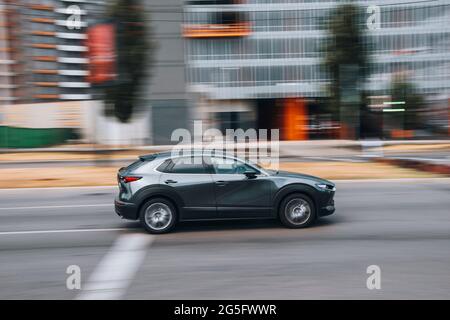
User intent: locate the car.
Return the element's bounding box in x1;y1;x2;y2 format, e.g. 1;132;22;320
114;150;336;234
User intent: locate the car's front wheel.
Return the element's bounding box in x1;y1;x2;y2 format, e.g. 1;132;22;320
279;193;316;228
139;198;177;234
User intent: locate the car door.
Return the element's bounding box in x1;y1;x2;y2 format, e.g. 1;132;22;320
208;156;272;218
158;156;217;220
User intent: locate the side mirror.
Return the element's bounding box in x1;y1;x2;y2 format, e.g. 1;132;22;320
243;170;258;179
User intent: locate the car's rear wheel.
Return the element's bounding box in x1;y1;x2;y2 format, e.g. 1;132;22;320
139;198;177;234
279;193;316;228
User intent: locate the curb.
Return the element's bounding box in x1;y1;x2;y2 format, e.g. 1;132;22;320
375;158;450;176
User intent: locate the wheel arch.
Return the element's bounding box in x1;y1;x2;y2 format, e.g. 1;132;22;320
133;185;183;218
273;184;318;215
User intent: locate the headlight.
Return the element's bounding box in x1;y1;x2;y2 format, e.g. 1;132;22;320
316;183;336;191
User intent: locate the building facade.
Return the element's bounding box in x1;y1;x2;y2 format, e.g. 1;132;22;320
183;0;450;139
0;1;21;105
2;0;449;144
0;0;106;104
0;0;192;146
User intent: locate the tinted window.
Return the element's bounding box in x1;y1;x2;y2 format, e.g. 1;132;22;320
156;159;172;173
162;157;208;174
124;159;145;172
210;157;257;174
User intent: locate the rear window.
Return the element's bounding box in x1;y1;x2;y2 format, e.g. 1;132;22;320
156;159;172;173
157;156;207;174
125;154;159;172
124;159;146;172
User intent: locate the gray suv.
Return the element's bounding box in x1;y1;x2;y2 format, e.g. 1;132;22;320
115;150;335;234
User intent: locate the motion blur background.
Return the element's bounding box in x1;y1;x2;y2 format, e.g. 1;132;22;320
0;0;449;148
0;0;450;300
0;0;448;187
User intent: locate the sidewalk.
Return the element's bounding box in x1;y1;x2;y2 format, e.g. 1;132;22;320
0;161;441;189
0;140;448;187
376;157;450;176
0;140;449;164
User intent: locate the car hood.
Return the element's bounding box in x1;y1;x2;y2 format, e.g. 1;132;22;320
274;170;335;186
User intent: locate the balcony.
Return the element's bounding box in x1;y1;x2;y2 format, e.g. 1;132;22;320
183;22;251;38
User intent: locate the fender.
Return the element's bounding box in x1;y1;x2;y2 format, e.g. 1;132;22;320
273;183;318;213
131;184;184;213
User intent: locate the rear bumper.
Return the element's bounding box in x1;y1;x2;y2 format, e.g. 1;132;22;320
114;197;138;220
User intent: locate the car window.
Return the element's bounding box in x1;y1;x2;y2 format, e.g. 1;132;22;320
163;156;208;174
156;159;172;173
124;159;146;172
210;157;258;175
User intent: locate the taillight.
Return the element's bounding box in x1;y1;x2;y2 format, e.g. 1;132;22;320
121;176;142;183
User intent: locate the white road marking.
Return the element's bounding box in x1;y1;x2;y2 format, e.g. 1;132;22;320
0;228;128;236
76;233;154;300
0;204;112;210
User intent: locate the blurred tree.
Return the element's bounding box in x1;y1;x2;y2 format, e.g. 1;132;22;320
104;0;155;123
323;4;368;138
390;77;424;131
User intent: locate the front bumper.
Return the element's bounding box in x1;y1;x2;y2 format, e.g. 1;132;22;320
319;198;335;216
317;189;336;217
114;197;138;220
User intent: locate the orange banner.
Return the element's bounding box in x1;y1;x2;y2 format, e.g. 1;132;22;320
283;98;308;140
86;23;117;84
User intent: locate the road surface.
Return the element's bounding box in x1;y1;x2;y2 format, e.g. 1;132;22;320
0;178;449;299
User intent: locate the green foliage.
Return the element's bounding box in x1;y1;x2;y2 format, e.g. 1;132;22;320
105;0;155;123
323;3;368;117
390;78;424;130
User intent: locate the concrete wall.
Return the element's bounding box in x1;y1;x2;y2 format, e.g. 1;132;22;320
142;0;191;145
82;101;151;146
0;100;151;147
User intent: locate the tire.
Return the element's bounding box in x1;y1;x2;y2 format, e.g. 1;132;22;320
279;193;316;228
139;197;177;234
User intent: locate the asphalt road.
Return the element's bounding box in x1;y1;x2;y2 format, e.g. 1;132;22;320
0;178;449;299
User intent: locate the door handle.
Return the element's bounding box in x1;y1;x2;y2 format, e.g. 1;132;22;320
165;179;177;184
215;180;227;186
